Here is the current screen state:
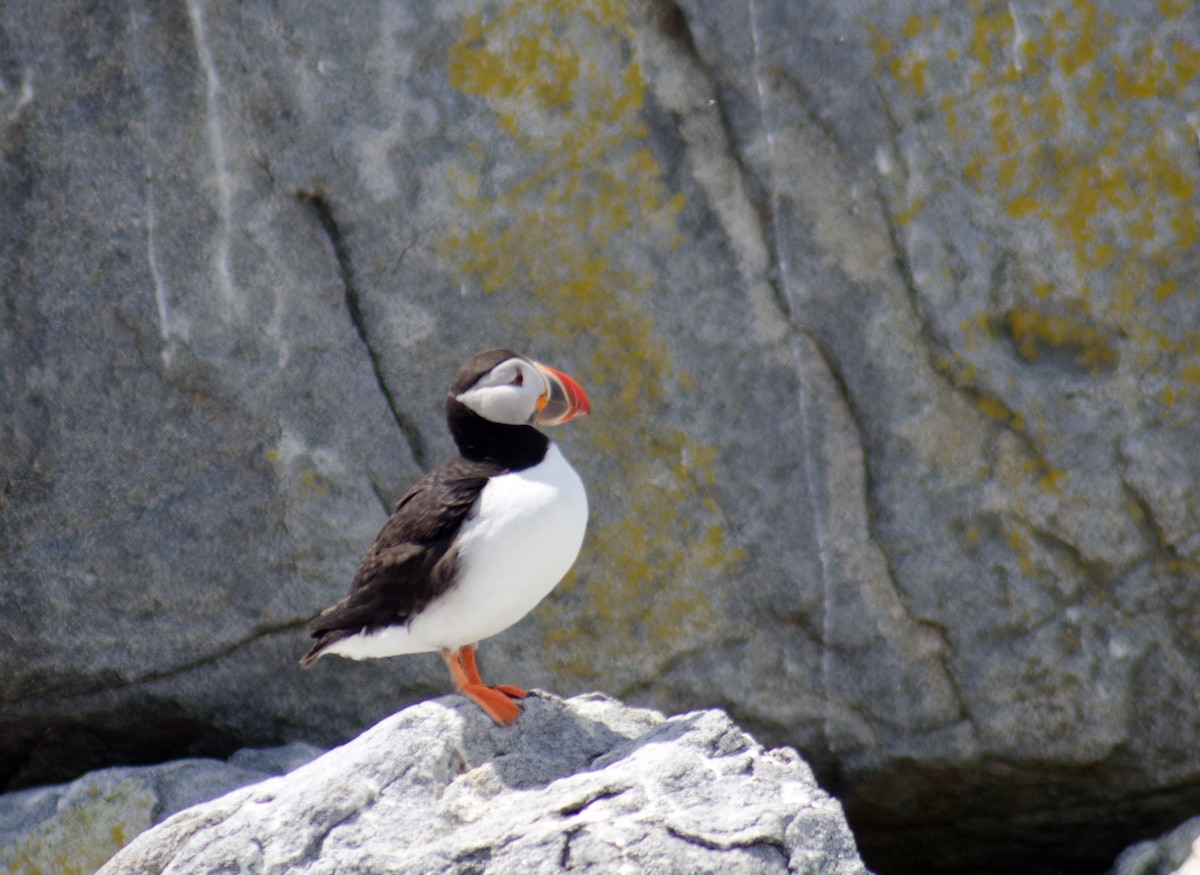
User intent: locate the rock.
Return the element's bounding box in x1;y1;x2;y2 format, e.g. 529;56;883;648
1108;817;1200;875
0;742;321;875
4;0;1200;872
97;694;868;875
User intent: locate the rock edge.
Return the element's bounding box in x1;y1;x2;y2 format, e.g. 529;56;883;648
97;692;869;874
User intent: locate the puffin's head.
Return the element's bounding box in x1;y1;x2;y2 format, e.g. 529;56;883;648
451;348;591;428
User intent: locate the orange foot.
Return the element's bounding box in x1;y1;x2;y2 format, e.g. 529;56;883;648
460;645;527;700
442;646;525;725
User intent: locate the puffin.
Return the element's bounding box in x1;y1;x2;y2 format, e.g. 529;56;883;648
300;348;590;725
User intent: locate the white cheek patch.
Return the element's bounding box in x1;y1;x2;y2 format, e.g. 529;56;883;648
457;384;534;425
455;358;551;425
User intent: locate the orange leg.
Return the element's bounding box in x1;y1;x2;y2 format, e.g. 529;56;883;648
460;644;526;700
441;647;523;725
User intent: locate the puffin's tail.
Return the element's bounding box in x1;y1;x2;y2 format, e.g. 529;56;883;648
299;641;324;669
300;625;355;668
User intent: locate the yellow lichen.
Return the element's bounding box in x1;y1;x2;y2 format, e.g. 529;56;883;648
1;779;154;875
894;194;926;227
1005;309;1119;368
873;1;1200;567
977;394;1020;427
1159;0;1189;19
877;1;1200;424
1038;468;1067;492
441;0;737;683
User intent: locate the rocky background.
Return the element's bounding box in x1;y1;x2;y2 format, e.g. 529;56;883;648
2;0;1199;873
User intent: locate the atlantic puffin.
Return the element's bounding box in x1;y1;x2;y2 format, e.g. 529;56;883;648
301;349;590;725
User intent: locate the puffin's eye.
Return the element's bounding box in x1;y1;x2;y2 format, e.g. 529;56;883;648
509;369;524;386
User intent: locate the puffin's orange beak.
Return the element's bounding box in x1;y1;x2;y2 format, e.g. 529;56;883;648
532;362;591;426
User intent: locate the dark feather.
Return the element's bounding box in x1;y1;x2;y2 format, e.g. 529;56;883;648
300;457;502;666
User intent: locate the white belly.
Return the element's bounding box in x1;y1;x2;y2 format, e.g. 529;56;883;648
325;444;587;659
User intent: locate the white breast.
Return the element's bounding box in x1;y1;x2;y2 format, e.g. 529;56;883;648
325;444;587;660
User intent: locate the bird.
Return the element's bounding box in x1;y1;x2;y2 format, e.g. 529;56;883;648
300;348;590;725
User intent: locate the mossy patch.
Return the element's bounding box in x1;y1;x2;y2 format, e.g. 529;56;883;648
441;0;741;684
874;1;1200;578
1;779;155;875
877;1;1200;418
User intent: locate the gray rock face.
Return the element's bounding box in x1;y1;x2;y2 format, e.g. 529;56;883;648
4;0;1200;873
97;694;868;875
0;742;321;874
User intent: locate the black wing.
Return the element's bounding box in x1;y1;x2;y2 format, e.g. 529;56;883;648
300;457;502;665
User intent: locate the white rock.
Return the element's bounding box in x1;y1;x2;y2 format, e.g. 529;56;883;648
98;693;869;875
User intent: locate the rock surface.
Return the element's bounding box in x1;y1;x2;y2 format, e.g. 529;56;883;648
96;693;868;875
4;1;1200;873
0;742;321;874
1109;817;1200;875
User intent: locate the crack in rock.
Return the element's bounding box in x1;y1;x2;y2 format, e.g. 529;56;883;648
664;821;789;863
4;620;308;706
298;190;430;472
555;785;630;818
